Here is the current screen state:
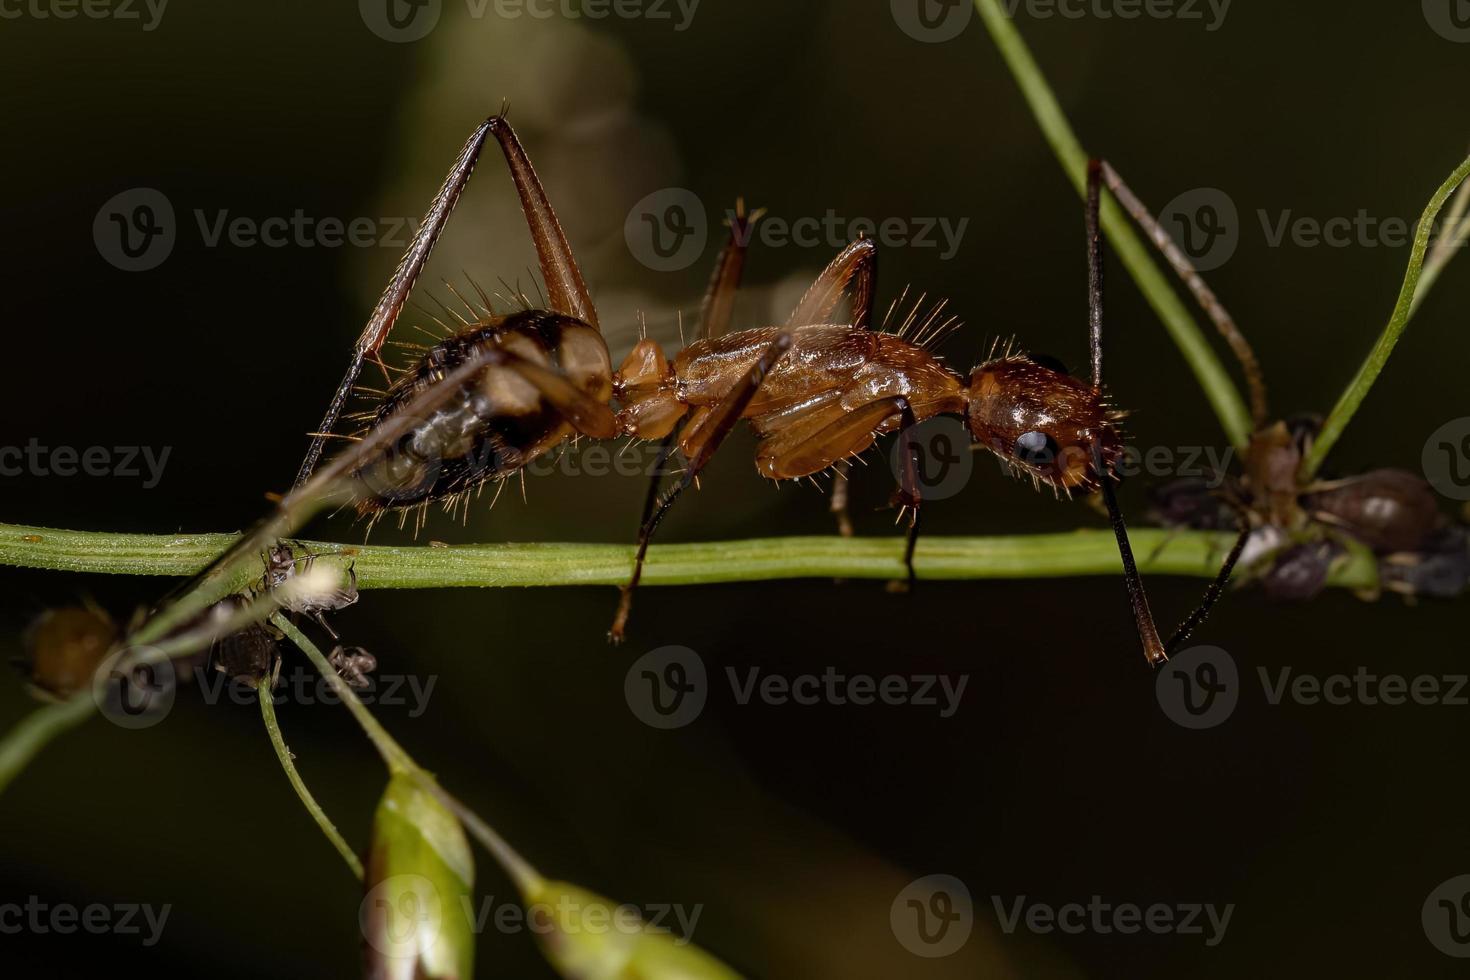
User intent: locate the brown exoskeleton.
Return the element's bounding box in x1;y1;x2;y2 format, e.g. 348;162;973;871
289;116;1237;665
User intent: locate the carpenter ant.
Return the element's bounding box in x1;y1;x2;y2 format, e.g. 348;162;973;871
283;115;1238;666
1100;163;1470;601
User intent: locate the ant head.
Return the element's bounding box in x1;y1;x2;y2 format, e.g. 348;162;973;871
964;355;1121;492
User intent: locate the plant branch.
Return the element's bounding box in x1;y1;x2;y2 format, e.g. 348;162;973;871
258;680;365;880
1301;154;1470;480
973;0;1254;450
0;521;1379;589
271;613;542;893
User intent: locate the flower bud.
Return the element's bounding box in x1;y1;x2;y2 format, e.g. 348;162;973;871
362;774;475;979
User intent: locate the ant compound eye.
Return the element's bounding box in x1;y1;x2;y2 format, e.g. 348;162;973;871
1014;430;1058;467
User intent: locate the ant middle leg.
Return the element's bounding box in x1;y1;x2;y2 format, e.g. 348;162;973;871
609;330;797;642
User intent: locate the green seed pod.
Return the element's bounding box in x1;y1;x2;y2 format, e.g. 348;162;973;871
525;879;742;980
362;774;476;979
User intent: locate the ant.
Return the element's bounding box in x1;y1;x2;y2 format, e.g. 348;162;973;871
1094;163;1470;602
284;113;1238;665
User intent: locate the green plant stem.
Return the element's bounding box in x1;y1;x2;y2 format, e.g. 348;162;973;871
973;0;1253;450
0;692;94;792
270;613;542;893
257;681;365;880
1301;154;1470;480
0;521;1378;589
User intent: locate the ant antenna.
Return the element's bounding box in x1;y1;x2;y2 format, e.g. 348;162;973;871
1086;160;1249;666
1095;160;1268;429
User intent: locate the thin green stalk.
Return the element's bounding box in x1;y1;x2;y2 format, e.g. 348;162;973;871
258;681;365;880
0;693;94;792
0;521;1378;588
973;0;1254;450
1414;182;1470;313
1301;154;1470;480
270;613;542;893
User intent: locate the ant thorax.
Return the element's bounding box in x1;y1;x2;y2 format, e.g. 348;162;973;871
964;355;1122;494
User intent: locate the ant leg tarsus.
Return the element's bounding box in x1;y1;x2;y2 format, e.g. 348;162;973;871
609;330;797;643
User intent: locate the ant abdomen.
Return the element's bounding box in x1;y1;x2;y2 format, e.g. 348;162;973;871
355;310;611;516
965;356;1121;492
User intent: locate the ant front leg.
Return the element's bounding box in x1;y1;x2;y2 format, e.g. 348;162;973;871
295;113;599;487
609;330;797;643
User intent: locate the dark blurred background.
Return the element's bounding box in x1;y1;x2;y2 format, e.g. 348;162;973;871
2;1;1469;976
